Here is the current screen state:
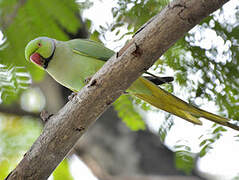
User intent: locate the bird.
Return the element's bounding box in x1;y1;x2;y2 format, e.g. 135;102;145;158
25;37;238;130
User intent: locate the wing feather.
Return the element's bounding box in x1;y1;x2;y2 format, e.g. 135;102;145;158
68;39;115;61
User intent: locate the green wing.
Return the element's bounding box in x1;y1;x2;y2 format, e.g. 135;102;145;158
69;39;115;61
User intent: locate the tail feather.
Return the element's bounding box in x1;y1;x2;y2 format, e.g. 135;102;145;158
196;108;228;124
133;77;229;125
134;93;202;125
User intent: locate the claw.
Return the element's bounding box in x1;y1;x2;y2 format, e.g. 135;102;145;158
84;76;92;84
40;110;53;123
68;92;77;101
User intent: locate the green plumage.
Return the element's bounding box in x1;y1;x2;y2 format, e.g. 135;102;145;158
47;39;108;91
25;37;234;129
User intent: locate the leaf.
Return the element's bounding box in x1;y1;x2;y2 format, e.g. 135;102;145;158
0;113;42;178
199;124;226;157
174;144;195;174
158;116;174;142
90;30;101;42
53;159;73;180
199;144;212;157
212;126;227;134
113;95;145;131
0;65;31;104
0;160;11;180
199;139;207;147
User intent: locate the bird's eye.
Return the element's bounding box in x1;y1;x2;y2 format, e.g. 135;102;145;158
38;43;42;47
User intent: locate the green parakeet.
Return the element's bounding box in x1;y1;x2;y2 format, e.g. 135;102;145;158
25;37;235;129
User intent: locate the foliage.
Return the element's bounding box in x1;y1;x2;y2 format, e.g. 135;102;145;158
186;17;239;121
158;115;174;142
113;95;146;131
53;159;74;180
0;113;73;179
199;124;227;157
111;0;169;35
0;113;42;179
0;64;31;104
173;124;227;174
232;174;239;180
174;143;195;174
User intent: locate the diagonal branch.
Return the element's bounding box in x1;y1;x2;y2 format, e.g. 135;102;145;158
6;0;230;179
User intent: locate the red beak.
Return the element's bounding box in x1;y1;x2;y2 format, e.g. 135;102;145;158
30;53;43;66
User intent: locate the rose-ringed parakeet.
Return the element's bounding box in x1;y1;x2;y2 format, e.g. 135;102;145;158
25;37;235;129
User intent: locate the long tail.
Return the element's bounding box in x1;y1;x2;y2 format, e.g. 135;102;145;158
132;77;239;131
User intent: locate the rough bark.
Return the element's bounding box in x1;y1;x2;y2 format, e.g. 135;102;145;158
6;0;230;179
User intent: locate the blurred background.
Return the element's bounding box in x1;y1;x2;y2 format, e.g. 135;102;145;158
0;0;239;179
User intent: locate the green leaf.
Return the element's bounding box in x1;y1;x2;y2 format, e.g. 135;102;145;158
199;125;226;157
113;95;145;131
0;160;11;180
0;65;31;104
199;144;212;157
53;159;73;180
199;139;207;147
0;113;42;178
90;30;101;42
212;126;227;134
174;147;195;174
158;116;174;142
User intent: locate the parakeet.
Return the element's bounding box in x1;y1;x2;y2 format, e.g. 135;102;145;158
25;37;236;129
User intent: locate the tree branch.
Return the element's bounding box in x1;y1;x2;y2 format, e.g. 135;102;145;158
6;0;230;179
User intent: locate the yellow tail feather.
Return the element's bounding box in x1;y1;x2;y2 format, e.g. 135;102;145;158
133;77;229;125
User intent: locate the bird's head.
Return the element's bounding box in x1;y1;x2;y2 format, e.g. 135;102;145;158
25;37;55;69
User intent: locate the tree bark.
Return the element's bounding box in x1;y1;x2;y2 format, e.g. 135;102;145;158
6;0;230;179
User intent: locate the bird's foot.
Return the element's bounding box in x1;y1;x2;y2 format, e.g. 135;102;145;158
40;110;53;123
68;92;78;101
84;76;93;84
